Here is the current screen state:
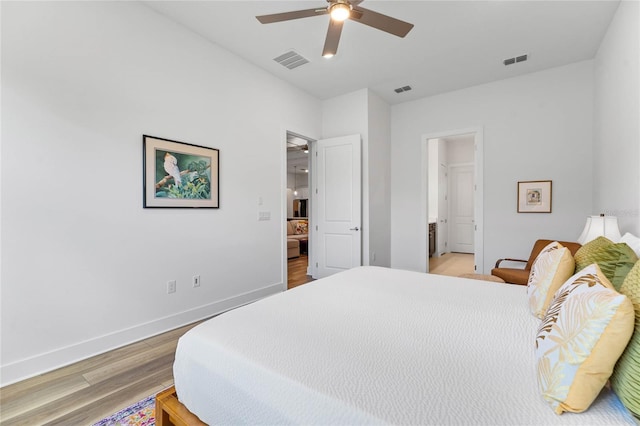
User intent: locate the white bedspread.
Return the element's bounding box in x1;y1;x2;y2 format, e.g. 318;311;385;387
174;266;636;425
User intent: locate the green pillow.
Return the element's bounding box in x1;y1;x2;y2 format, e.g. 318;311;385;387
574;236;613;270
610;260;640;418
575;239;638;290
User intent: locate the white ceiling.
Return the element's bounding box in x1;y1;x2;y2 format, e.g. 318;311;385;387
144;0;619;105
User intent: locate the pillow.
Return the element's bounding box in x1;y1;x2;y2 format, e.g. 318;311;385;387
576;242;638;291
574;236;613;270
527;241;575;319
610;259;640;418
296;220;308;234
535;264;634;414
621;232;640;257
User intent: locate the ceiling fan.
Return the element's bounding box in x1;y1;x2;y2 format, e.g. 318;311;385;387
256;0;414;58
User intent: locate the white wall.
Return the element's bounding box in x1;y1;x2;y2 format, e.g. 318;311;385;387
391;61;594;273
367;92;391;267
287;172;309;193
320;89;392;267
427;139;441;221
321;89;371;265
1;1;321;385
447;137;474;164
593;0;640;236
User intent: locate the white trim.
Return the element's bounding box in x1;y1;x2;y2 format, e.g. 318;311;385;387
311;141;318;277
281;127;289;290
421;127;484;274
0;282;283;387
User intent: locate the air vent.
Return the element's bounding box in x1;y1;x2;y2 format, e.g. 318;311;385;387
503;54;528;66
394;85;412;94
274;50;309;70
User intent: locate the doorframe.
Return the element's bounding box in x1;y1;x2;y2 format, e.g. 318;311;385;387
282;128;317;289
420;126;484;273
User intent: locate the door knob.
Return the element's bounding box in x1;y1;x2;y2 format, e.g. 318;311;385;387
350;227;360;231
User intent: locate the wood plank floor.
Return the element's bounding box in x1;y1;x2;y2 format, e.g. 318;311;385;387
429;252;475;276
0;322;202;426
1;258;314;425
288;254;314;289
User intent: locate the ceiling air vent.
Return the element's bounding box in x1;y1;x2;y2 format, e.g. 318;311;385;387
274;50;309;70
394;85;412;94
503;54;528;66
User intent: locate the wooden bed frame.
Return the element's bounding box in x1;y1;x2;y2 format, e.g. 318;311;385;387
156;386;207;426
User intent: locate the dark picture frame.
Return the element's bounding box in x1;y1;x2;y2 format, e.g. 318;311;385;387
143;135;219;208
517;180;552;213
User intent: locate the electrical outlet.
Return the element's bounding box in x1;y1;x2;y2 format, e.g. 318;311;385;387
167;280;176;294
193;275;201;288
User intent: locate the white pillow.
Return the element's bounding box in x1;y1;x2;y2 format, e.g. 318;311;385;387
620;232;640;257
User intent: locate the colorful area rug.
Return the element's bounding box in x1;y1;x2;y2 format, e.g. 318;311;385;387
93;395;155;426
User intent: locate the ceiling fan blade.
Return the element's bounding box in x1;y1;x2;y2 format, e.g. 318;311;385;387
350;6;414;38
322;19;344;57
256;8;327;24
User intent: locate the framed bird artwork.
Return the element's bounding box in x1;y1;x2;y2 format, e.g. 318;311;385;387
143;135;219;208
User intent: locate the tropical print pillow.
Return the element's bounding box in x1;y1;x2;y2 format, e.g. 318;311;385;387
535;264;634;414
527;241;575;319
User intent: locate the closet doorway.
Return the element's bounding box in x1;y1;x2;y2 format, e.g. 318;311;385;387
424;129;484;275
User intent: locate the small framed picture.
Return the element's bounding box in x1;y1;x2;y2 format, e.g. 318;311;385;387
143;135;219;208
517;180;552;213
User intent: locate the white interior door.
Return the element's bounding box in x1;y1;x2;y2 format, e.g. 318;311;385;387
314;134;362;279
449;164;474;253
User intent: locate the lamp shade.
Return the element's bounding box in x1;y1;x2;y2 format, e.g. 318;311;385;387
577;215;622;245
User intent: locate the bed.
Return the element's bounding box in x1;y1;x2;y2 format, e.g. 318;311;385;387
166;266;637;425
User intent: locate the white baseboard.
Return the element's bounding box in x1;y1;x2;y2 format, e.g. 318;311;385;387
0;282;283;387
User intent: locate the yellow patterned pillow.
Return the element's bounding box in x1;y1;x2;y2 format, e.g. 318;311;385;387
574;236;613;271
535;264;634;414
610;259;640;417
527;241;575;319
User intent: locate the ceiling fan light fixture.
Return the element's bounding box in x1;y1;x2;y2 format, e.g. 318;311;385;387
256;0;414;58
329;2;351;21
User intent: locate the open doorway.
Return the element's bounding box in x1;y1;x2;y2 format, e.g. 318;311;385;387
424;129;484;276
286;132;314;289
